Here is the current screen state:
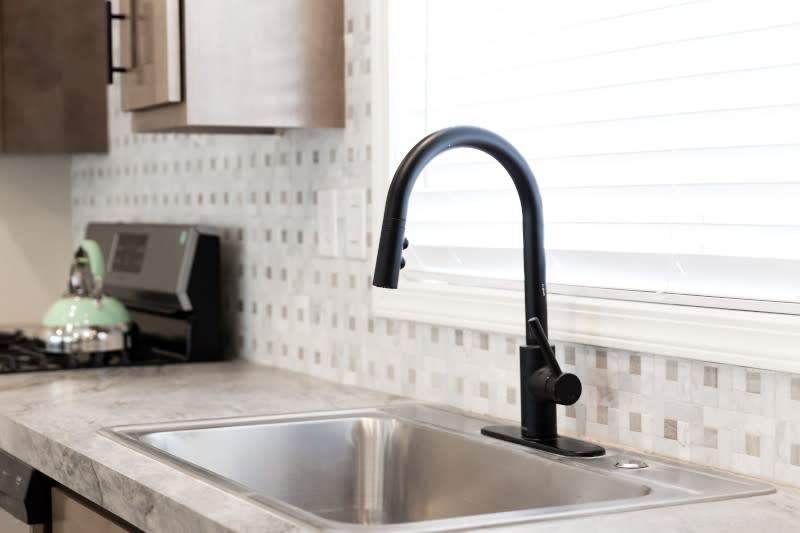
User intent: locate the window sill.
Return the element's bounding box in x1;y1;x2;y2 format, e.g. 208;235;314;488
371;279;800;374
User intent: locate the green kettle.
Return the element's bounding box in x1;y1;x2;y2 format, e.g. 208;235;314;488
40;239;132;354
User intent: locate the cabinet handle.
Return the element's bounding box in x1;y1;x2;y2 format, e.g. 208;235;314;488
106;1;128;84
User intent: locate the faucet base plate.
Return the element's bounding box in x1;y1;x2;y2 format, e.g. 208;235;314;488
482;425;605;457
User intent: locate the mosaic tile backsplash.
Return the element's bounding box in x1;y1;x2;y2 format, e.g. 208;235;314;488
70;0;800;488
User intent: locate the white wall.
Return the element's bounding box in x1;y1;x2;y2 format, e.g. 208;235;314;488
0;156;73;325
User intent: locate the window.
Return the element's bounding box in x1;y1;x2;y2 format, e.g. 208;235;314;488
372;0;800;371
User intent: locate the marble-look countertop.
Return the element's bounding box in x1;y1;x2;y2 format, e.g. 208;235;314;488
0;361;798;532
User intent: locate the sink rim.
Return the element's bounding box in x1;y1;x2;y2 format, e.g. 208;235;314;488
99;403;775;532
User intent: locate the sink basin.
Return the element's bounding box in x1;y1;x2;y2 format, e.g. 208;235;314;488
102;404;773;531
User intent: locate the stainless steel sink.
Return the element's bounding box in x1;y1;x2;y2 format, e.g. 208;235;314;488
101;404;773;531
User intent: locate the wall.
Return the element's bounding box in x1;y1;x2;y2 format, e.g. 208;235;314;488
70;0;800;488
0;155;73;324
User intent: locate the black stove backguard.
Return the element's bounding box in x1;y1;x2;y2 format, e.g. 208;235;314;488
86;223;222;363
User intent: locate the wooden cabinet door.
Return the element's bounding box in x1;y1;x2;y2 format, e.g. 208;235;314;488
119;0;182;111
0;0;108;153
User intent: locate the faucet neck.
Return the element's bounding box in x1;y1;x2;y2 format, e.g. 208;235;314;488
375;126;548;342
377;126;603;456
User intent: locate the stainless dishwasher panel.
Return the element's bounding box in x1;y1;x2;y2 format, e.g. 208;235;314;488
0;509;45;533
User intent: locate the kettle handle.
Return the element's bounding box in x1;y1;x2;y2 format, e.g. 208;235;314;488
78;239;105;279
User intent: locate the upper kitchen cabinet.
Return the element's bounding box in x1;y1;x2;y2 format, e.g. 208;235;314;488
112;0;345;133
0;0;108;153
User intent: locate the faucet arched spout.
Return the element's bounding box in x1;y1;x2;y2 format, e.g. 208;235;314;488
372;125;548;343
373;126;604;455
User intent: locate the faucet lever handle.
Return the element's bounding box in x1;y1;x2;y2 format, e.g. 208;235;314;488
527;317;581;405
527;317;558;369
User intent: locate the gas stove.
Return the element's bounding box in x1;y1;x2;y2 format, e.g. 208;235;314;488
0;329;134;373
0;223;223;375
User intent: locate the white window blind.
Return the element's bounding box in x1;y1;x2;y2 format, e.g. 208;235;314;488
387;0;800;312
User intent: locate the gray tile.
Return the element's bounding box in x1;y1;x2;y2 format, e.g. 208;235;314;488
629;412;642;433
455;329;464;346
597;405;608;425
745;433;760;457
629;355;641;375
564;346;576;365
479;333;489;350
704;366;718;388
703;427;718;449
565;405;577;418
746;371;761;394
665;360;679;381
596;350;607;369
480;381;489;399
664;419;678;440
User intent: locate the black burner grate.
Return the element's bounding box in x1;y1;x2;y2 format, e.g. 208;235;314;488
0;330;136;374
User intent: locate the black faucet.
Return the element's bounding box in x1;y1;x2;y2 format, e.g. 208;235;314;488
373;126;604;457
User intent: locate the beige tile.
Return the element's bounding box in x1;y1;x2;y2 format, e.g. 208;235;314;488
564;345;576;365
629;412;642;432
746;371;761;394
791;444;800;467
745;433;761;457
704;427;718;449
629;355;641;375
479;332;489;350
791;377;800;401
597;405;608;425
665;360;679;381
664;419;678;440
506;386;516;405
704;366;718;388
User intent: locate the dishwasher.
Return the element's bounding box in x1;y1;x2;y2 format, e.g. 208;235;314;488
0;449;51;533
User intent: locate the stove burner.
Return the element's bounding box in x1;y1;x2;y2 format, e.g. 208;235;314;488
0;329;141;374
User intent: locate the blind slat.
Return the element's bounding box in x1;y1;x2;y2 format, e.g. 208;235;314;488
428;26;800;103
408;184;800;225
428;66;800;130
420;145;800;189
